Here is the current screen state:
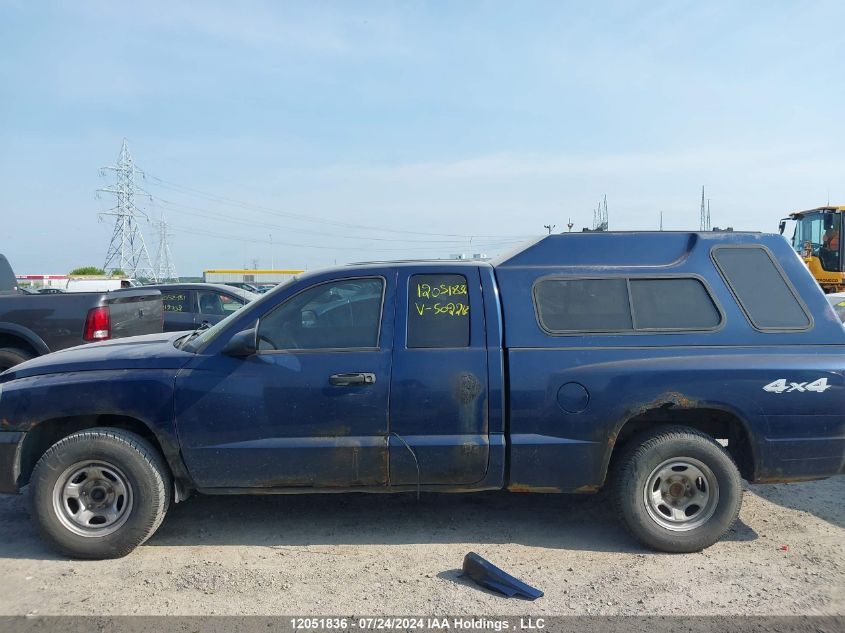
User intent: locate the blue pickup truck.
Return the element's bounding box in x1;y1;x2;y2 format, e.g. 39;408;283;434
0;231;843;559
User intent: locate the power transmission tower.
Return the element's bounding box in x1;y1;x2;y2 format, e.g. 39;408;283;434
154;211;178;282
593;195;609;231
603;195;609;230
699;186;711;231
98;140;157;281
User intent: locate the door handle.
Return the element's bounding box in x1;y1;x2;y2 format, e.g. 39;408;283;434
330;372;376;386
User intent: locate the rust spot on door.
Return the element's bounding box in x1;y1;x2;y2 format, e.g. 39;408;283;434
507;483;562;493
455;373;482;405
573;484;601;493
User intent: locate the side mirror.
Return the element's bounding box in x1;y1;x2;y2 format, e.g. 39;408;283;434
222;327;257;357
778;220;786;235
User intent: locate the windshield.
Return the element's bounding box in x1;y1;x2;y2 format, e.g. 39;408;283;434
827;294;845;323
792;211;842;272
182;276;298;352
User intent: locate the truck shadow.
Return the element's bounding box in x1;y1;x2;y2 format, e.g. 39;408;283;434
147;490;757;552
745;477;845;530
0;488;759;560
149;491;626;552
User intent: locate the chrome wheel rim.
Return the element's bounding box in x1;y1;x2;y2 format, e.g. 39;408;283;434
643;457;719;532
52;461;133;537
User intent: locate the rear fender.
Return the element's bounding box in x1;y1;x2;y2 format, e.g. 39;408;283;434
0;323;49;356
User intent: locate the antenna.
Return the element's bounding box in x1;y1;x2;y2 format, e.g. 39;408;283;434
543;224;555;234
98;140;157;281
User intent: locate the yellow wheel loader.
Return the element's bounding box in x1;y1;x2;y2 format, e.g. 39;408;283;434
780;206;844;293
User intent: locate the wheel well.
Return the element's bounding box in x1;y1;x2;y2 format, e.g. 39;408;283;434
17;415;168;488
0;334;38;356
609;407;756;481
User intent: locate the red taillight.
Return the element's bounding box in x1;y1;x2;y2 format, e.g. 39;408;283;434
83;306;111;341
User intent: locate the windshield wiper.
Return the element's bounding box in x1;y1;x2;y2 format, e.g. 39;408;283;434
179;321;210;349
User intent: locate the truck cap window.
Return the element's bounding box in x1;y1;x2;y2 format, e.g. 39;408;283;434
258;277;384;350
534;277;722;333
408;274;470;348
629;278;721;330
712;247;811;330
534;278;632;332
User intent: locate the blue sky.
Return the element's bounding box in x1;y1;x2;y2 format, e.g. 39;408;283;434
1;0;844;275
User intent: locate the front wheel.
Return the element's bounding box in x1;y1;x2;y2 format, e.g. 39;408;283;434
613;426;742;553
29;428;171;559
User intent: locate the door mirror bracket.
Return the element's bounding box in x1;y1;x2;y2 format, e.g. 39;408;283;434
222;327;257;357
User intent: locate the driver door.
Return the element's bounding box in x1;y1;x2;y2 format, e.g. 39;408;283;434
175;274;394;489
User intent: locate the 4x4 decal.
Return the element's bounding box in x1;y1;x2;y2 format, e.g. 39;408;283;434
762;378;831;394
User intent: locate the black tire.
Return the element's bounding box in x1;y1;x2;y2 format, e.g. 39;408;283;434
29;428;171;559
0;346;33;372
613;426;742;553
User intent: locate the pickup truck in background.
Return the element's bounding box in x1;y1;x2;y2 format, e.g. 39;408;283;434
0;232;842;559
117;283;258;332
0;254;163;370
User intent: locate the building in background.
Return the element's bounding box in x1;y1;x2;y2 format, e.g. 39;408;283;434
449;253;489;261
15;274;70;290
16;274;139;291
203;269;304;285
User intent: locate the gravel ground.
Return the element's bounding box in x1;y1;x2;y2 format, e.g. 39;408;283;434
0;477;842;616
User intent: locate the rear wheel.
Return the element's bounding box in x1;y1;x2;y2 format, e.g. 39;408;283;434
0;346;33;372
614;426;742;553
29;428;170;559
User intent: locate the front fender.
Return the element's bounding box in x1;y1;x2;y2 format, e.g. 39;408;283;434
0;369;192;490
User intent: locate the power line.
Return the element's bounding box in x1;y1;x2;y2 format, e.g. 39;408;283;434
143;173;533;241
98;140;157;281
166;222;524;253
149;194;519;248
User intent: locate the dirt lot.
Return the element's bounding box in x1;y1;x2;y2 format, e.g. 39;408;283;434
0;478;842;617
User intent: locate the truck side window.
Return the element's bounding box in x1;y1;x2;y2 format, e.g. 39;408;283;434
712;247;811;330
629;278;721;330
534;278;632;332
258;278;384;350
198;290;242;316
407;274;470;348
161;292;192;313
